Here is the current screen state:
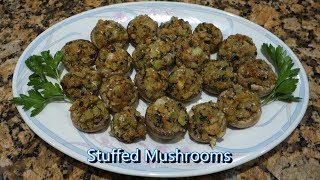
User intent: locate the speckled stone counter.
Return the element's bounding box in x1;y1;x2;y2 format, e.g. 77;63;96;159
1;0;319;179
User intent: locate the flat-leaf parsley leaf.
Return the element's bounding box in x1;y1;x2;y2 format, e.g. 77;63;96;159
12;51;70;116
261;44;301;105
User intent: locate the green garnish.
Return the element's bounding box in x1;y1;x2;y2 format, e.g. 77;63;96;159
261;43;301;105
26;51;63;80
12;51;71;116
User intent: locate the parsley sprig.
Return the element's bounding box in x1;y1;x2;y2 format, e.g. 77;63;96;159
261;44;301;105
12;51;71;116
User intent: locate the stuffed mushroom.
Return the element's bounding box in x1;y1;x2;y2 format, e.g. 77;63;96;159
217;34;257;70
100;75;138;113
237;59;277;97
127;15;158;46
61;67;102;99
110;106;146;143
158;16;192;42
176;38;210;72
188;101;227;147
202;60;235;95
145;96;188;140
218;84;262;128
91;19;129;49
70;95;109;132
192;22;223;53
95;46;132;77
134;68;169;102
61;39;98;71
132;38;175;71
168;66;202;102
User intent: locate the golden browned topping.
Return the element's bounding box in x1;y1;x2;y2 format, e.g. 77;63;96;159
193;22;223;53
95;46;132;77
127;15;158;46
90;20;128;49
147;38;175;70
158;16;192;42
168;66;203;102
99;75;138;113
202;60;235;95
188;101;227;147
132;38;175;71
237;59;277;97
145;96;188;140
111;106;146;143
135;68;169;102
70;95;109;132
132;44;148;71
217;34;257;70
61;67;102;99
218;85;262;128
61;39;97;71
176;38;210;72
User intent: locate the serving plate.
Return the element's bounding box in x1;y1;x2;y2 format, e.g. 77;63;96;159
12;2;309;177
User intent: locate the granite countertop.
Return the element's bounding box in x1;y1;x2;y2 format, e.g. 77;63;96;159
0;0;319;179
